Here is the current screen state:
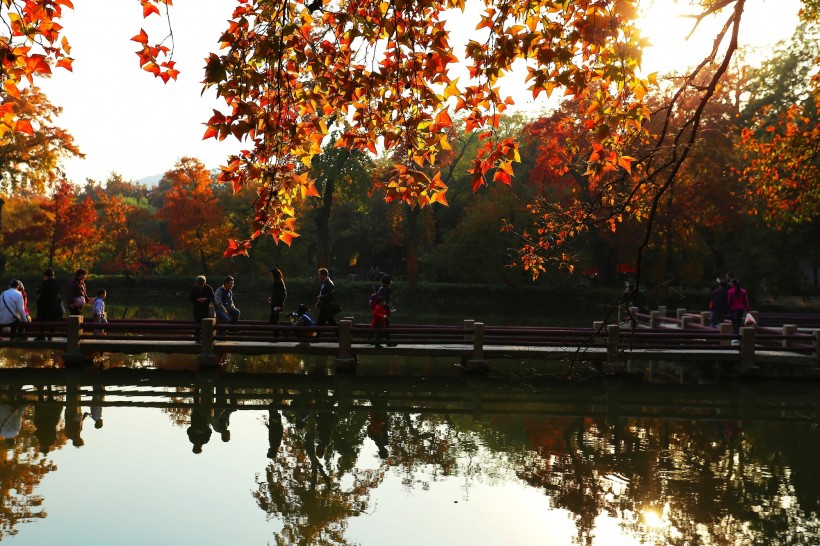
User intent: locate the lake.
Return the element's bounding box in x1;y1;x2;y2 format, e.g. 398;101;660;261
0;346;819;545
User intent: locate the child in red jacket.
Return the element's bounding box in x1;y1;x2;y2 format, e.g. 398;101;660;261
371;296;389;347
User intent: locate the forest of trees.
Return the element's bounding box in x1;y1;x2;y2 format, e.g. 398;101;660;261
0;1;818;297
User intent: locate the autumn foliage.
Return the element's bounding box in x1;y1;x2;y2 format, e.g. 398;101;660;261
2;0;818;289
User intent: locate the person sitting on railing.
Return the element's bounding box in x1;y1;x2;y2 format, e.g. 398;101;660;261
214;276;241;328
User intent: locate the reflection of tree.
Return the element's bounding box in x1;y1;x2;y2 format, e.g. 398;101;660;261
513;416;820;545
0;395;57;540
254;405;379;546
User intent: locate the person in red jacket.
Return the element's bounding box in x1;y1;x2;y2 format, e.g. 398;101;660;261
371;296;389;348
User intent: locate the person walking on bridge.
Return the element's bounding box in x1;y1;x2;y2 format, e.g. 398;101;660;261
315;268;339;328
727;279;751;336
710;280;730;328
67;268;90;316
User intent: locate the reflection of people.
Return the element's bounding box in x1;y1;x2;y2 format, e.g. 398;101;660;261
315;268;338;328
211;387;234;442
189;275;215;341
64;400;86;447
187;381;214;454
268;268;287;334
33;393;62;454
367;411;389;459
89;385;104;429
0;388;25;447
267;406;284;459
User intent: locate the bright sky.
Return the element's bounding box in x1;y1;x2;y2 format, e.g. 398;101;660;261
35;0;802;186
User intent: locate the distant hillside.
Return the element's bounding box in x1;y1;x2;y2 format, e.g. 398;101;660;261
136;174;163;187
136;168;220;187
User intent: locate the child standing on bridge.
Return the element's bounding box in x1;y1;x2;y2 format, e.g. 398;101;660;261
371;296;389;348
92;289;107;335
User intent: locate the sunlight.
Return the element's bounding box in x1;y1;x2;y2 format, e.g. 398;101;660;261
642;507;667;529
636;0;802;75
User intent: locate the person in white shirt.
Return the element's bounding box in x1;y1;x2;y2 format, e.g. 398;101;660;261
92;288;108;335
0;280;29;337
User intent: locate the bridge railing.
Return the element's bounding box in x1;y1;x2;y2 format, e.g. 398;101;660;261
3;313;820;371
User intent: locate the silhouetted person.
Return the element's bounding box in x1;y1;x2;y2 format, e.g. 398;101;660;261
89;384;104;429
211;387;235;442
36;267;62;340
710;280;730;328
315;268;339;328
187;381;214;454
64;380;85;447
33;385;62;454
268;268;287;336
189;275;215;341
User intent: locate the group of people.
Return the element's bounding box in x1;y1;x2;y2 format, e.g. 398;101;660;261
0;268;108;337
188;267;398;344
710;274;752;334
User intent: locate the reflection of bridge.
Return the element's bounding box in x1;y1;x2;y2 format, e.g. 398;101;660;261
2;367;820;425
1;310;819;374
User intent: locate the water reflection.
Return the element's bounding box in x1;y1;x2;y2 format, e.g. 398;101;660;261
0;366;819;544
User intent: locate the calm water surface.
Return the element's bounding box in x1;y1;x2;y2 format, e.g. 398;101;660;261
0;347;819;545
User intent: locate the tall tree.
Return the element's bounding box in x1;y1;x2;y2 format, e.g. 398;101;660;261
0;86;82;194
157;157;229;273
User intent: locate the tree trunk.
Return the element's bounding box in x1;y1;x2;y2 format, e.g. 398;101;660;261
315;177;335;268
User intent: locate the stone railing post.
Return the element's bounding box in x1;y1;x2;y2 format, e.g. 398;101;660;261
607;324;620;364
676;308;686;321
815;330;820;366
718;323;733;346
465;322;488;373
197;318;218;366
463;319;475;342
681;316;693;330
593;321;605;347
700;311;711;327
335;319;357;371
62;315;90;366
739;326;756;371
782;324;797;348
649;310;660;329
